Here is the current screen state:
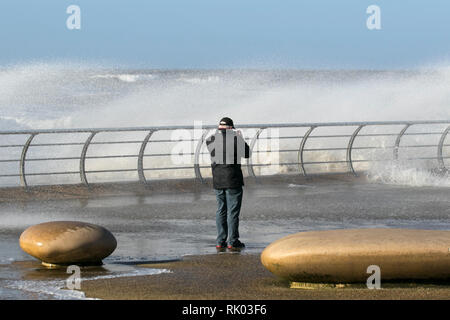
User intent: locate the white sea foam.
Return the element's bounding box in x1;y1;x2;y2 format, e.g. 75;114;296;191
3;267;170;300
0;257;15;264
288;184;314;188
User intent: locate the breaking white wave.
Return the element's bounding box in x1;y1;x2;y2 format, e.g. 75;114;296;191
367;161;450;187
1;62;450;187
1;62;450;131
176;76;221;84
0;115;73;130
91;73;156;83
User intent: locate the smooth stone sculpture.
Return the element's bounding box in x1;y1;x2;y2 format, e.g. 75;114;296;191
261;228;450;283
19;221;117;266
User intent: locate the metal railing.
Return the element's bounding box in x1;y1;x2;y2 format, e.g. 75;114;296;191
0;120;449;188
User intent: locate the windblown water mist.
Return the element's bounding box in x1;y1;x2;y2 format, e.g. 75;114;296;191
0;62;449;187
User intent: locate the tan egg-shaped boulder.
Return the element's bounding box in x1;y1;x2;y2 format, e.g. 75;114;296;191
19;221;117;266
261;229;450;283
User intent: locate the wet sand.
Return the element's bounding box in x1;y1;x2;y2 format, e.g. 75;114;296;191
2;174;449;299
82;253;450;300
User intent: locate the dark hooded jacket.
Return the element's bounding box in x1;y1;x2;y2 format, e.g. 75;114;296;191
206;129;251;189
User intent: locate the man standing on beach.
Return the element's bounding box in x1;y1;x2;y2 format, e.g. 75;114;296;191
206;117;251;251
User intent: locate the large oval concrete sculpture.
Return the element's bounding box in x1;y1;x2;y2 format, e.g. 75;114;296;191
20;221;117;266
261;229;450;283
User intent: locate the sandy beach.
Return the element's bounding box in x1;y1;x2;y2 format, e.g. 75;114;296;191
81;253;450;300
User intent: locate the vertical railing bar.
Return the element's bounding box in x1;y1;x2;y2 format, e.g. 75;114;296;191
437;125;450;171
247;128;265;178
80;131;98;187
194;129;210;183
298;126;316;176
346;125;365;176
393;124;411;160
19;133;38;188
138;130;155;185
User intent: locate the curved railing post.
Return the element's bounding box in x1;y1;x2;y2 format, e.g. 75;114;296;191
437;125;450;171
346;125;365;175
393;124;411;160
247;128;265;178
194;129;209;183
298;126;316;176
20;133;38;188
80;131;98;187
137;130;155;185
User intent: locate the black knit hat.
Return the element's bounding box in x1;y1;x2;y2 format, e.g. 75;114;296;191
219;117;234;128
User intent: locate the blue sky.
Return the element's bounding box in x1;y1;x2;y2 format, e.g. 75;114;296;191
1;0;450;69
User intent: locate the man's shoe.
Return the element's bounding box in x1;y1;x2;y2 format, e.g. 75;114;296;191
216;242;227;250
227;241;245;251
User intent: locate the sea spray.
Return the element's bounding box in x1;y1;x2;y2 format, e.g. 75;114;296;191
1;63;450;187
367;160;450;187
